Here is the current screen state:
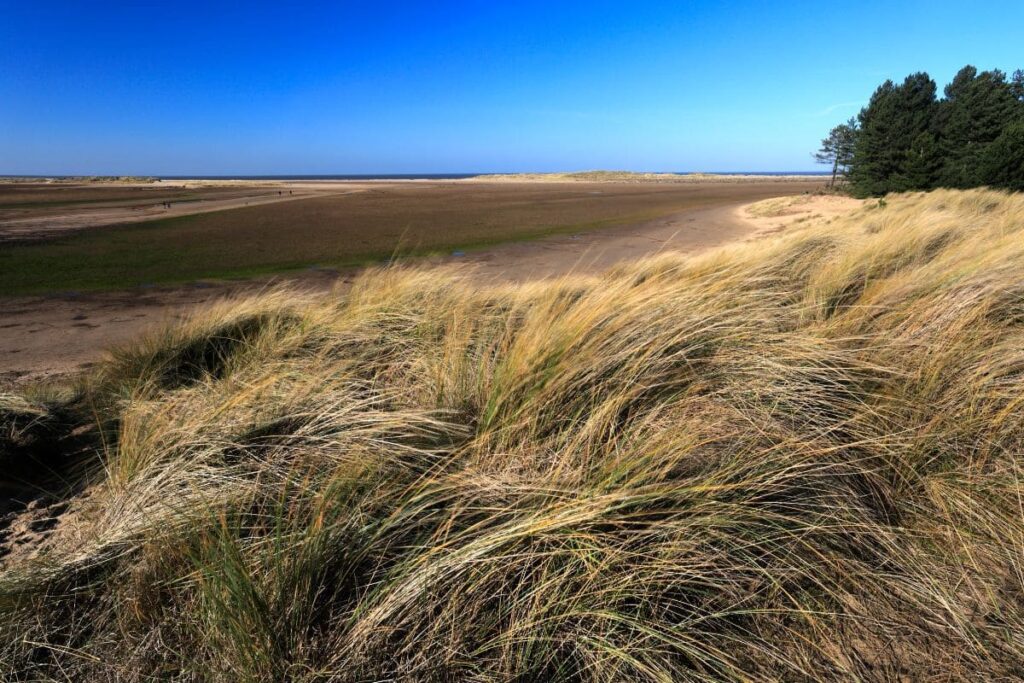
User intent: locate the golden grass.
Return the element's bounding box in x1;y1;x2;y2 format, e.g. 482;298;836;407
3;188;1024;680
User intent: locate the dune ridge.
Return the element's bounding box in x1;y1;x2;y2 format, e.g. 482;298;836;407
3;189;1024;680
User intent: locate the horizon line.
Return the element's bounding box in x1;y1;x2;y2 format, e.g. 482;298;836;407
0;170;832;178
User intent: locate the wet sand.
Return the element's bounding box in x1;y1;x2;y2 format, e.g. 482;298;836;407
0;179;835;385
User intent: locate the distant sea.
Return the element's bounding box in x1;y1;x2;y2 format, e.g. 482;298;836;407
156;171;831;181
158;174;483;180
0;172;833;181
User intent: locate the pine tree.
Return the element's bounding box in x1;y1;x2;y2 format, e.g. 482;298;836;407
981;121;1024;191
938;68;1021;187
823;65;1024;196
849;73;937;196
848;81;897;196
814;117;858;187
903;131;942;189
1011;69;1024;101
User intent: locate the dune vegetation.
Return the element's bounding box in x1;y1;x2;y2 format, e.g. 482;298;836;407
4;188;1024;680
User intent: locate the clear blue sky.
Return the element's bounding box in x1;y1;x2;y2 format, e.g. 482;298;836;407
2;1;1022;175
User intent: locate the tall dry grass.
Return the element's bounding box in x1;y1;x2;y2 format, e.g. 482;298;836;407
3;188;1024;681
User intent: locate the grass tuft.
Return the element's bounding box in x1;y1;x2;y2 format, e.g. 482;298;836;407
4;188;1024;680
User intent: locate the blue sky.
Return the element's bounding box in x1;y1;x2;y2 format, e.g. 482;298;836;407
2;1;1022;175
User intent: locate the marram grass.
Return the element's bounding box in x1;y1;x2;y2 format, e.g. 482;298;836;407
4;189;1024;681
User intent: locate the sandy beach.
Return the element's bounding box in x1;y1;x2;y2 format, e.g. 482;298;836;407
0;179;849;385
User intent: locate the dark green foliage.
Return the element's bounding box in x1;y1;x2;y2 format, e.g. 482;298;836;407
981;121;1024;191
813;117;858;186
848;74;938;196
831;65;1024;196
1010;69;1024;101
938;67;1022;187
903;131;942;189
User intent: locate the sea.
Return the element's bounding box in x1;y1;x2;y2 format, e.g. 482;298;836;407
154;171;831;181
0;172;833;181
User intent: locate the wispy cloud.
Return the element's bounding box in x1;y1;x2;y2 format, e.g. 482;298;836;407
813;101;862;117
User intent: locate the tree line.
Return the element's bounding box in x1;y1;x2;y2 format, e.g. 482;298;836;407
817;66;1024;195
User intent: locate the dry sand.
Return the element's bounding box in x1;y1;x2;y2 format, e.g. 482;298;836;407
737;192;864;235
0;186;854;387
471;171;826;183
